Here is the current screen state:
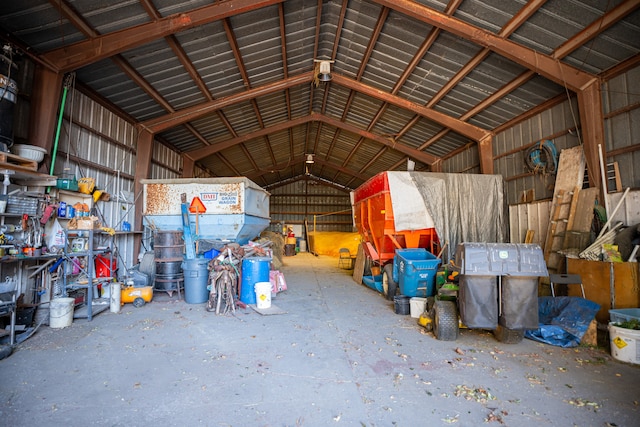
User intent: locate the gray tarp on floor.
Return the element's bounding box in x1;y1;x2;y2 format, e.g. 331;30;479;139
386;172;506;262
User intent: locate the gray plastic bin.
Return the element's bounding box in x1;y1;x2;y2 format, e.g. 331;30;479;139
455;242;548;276
500;276;539;329
458;275;498;329
455;243;548;330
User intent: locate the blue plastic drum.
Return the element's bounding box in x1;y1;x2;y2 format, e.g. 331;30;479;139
241;257;271;305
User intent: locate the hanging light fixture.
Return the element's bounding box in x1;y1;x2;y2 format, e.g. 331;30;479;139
314;59;334;83
305;154;315;164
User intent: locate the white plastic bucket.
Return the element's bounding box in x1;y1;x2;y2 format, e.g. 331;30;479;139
410;297;427;318
609;323;640;365
299;240;307;252
110;282;121;313
49;297;75;329
255;281;272;309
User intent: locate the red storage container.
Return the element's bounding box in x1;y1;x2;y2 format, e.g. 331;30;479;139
95;254;117;278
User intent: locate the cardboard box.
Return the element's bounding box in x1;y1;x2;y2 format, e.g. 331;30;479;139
68;216;101;230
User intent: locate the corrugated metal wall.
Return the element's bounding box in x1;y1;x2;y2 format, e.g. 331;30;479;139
267;180;353;234
602;66;640;190
51;88;184;270
445;64;639;207
492;98;582;206
508;200;551;245
449;64;640;244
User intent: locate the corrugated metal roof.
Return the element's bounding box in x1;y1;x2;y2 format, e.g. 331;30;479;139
0;0;638;190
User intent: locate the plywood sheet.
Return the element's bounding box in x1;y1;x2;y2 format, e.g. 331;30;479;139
352;243;366;285
572;187;599;232
567;259;640;323
554;145;585;193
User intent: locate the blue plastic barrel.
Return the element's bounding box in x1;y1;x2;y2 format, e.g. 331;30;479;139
182;258;210;304
241;257;271;304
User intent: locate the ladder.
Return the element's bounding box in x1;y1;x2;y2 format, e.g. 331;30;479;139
543;187;579;274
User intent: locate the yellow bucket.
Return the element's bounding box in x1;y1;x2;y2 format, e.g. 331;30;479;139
78;177;95;194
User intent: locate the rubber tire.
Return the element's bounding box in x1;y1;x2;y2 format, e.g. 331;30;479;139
132;297;146;308
426;296;435;313
0;344;12;360
382;264;398;301
433;299;459;341
493;324;525;344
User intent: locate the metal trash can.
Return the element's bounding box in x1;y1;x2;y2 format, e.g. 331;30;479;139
455;243;548;330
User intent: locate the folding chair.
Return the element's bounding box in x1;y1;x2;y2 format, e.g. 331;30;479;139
338;248;353;269
549;274;585;298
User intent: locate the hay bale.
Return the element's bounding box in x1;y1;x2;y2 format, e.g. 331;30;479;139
259;231;285;269
307;231;361;257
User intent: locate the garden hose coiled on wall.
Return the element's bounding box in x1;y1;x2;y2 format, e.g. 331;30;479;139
525;140;558;174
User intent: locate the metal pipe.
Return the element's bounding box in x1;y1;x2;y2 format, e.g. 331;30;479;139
598;144;610;216
596;187;630;240
49;75;72;177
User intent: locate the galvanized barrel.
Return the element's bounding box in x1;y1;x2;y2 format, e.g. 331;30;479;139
153;230;184;262
153;231;184;294
154;260;183;293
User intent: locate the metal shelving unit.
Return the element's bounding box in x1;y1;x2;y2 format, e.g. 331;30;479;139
62;228;114;321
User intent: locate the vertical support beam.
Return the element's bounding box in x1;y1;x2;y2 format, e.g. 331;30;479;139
133;129;154;258
577;81;605;201
29;66;63;153
182;155;195;178
478;135;494;174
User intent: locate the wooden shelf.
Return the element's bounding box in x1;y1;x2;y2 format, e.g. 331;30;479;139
0;159;57;186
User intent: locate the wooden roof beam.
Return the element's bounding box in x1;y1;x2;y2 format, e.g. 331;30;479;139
140;72;315;133
332;73;490;142
184;112;440;165
43;0;283;72
373;0;597;92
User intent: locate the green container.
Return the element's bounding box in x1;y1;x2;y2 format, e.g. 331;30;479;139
57;174;78;191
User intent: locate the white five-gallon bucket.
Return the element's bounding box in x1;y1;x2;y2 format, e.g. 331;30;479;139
49;297;75;329
255;282;272;309
609;323;640;365
410;297;427;318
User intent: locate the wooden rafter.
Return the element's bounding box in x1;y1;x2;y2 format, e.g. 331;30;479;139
43;0;284;72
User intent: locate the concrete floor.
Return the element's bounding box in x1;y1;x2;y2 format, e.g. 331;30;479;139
0;252;639;427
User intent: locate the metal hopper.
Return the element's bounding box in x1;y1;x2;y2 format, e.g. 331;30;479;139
141;178;270;245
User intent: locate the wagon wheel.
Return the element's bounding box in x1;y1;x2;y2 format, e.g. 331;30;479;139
132;297;145;308
433;299;459;341
382;264;397;301
493;324;524;344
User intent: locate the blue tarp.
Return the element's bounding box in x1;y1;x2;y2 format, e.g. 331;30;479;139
525;296;600;348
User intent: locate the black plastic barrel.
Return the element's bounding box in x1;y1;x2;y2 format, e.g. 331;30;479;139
393;295;410;315
284;243;296;256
